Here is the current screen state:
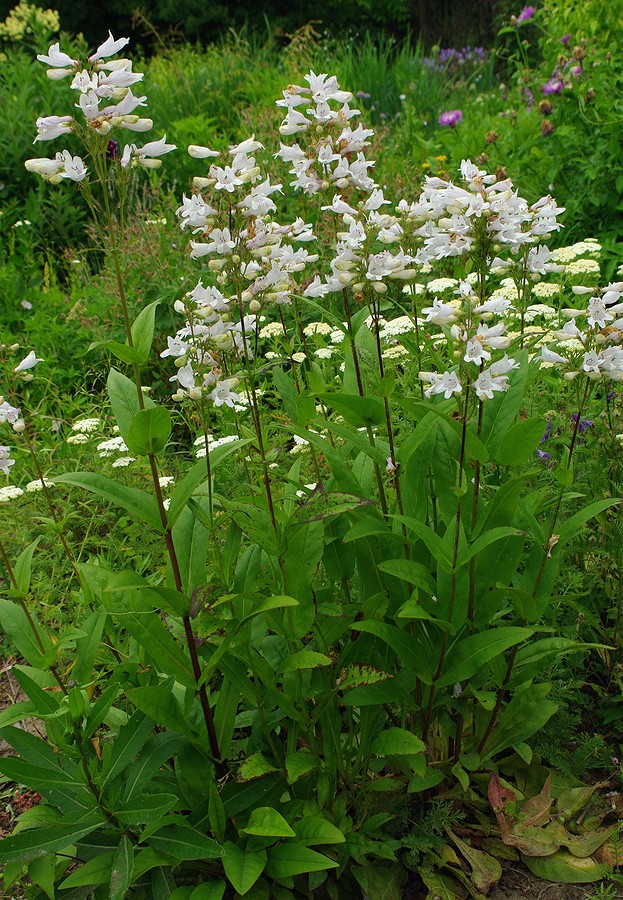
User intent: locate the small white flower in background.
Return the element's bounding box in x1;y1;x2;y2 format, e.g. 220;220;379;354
67;432;89;444
0;446;15;474
14;350;43;372
296;482;318;498
158;476;175;488
71;417;101;433
25;479;51;492
0;485;24;502
112;456;135;468
97;436;130;456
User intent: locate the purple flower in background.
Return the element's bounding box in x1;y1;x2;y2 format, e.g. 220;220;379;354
536;448;551;460
543;77;563;95
571;413;594;434
107;139;119;161
438;109;463;127
540;421;552;444
522;86;535;107
560;33;571;44
517;5;536;23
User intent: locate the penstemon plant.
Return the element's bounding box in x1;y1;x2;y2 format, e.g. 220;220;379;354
1;36;622;900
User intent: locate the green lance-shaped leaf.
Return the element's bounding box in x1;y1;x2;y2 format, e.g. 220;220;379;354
126;406;172;455
110;834;133;900
145;823;223;860
100;590;195;687
495;417;548;466
437;627;533;688
107;367;156;441
0;598;53;668
0;812;106;863
11;537;41;598
131;300;160;363
59;851;115;890
241;807;295;838
292;816;346;846
166;438;252;529
101;710;155;788
265;844;339;878
317;391;386;427
370;728;426;757
54;471;163;531
398;398;489;463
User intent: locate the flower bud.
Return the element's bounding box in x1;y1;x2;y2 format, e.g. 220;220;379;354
249;299;261;313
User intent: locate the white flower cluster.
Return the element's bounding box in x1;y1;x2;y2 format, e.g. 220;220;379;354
538;282;623;381
25;32;175;182
0;445;15;475
399;159;564;264
169;137;317;404
275;72;376;195
303;188;417;298
420;278;519;401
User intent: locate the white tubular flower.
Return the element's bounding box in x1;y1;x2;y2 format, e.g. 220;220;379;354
210;164;243;192
117;117;153;132
78;90;100;120
61;151;88;182
473;370;509;400
0;402;22;425
121;135;176;169
209;378;240;408
587;298;613;329
37;42;78;69
304;276;331;298
34;115;74;142
71;70;98;93
0;446;15;475
230;136;263;155
89;32;130;63
474;297;512;315
489;354;519;376
25;156;65;178
464;339;491;366
137;135;177;157
422;298;457;325
425;371;462;399
538;344;569;365
581;350;603;374
188;145;221;158
279;109;312;135
14;351;43;372
108;90;147;116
